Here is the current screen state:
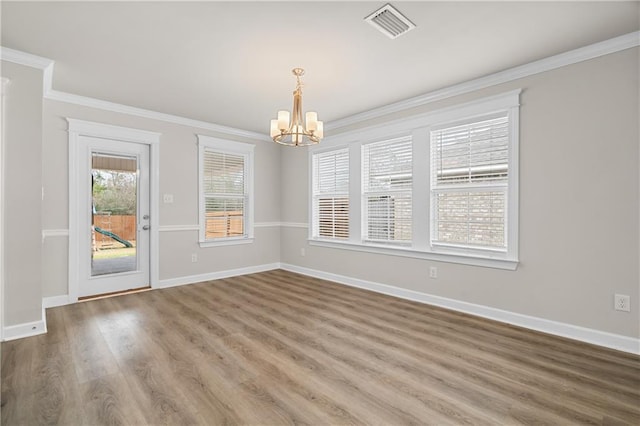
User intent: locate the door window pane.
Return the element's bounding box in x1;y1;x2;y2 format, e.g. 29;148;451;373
91;153;138;276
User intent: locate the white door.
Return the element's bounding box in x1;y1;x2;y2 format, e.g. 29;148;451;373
77;136;150;297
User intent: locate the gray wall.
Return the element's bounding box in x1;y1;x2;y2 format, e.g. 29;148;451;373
280;48;640;339
41;100;281;298
2;61;43;326
2;46;638;343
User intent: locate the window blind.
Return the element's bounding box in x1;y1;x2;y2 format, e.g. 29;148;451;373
431;116;508;249
312;149;349;239
202;150;246;239
362;136;412;243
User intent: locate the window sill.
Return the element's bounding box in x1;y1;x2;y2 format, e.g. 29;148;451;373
199;237;254;248
308;239;518;270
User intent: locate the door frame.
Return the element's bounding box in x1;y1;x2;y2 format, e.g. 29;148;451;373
1;77;10;339
68;119;160;302
81;141;150;296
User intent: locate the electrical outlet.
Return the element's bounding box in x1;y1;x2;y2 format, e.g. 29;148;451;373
163;193;174;204
191;253;198;263
429;266;437;279
300;248;306;257
614;294;630;312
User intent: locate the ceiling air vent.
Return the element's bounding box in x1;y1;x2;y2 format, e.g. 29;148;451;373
365;3;416;39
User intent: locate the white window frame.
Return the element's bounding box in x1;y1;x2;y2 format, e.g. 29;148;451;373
197;135;254;247
429;113;511;255
311;147;350;241
361;135;413;246
308;90;520;270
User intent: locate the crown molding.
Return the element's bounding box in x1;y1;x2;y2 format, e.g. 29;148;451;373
327;31;640;132
1;47;55;96
0;46;54;70
2;30;638;140
49;89;269;141
0;46;269;141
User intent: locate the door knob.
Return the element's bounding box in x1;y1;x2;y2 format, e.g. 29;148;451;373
142;225;150;230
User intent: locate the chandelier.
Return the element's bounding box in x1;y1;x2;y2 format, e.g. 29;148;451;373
270;68;323;146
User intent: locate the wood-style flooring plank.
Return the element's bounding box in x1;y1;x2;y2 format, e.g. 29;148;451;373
261;270;640;400
79;373;148;426
2;269;639;425
61;301;120;384
30;308;88;426
1;332;37;425
237;272;640;421
216;275;582;424
209;278;499;424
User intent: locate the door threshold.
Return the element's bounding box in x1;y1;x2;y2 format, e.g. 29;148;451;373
78;286;152;302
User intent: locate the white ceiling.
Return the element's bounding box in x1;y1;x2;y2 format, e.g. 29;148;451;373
2;1;639;134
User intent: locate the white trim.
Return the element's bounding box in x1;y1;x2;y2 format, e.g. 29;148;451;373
158;263;280;289
199;238;254;248
281;222;309;229
322;90;522;147
2;307;47;342
42;262;282;312
42;229;69;238
68;119;161;302
43;295;71;308
308;239;518;270
254;222;282;228
34;264;640;353
149;141;160;289
507;104;520;261
43;261;281;307
310;91;521;270
67;119;160;144
4;31;637;143
0;77;8;341
0;47;55;98
280;264;640;355
159;225;199;232
196;135;255;153
60;223;283;233
0;47;267;141
47;90;268;141
0;47;53;70
327;31;640;131
197;135;255;245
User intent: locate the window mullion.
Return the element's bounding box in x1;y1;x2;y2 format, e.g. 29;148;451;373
349;143;361;244
309;90;519;266
412;127;430;251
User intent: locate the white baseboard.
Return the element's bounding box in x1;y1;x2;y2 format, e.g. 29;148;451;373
2;307;47;341
280;263;640;355
41;263;282;308
35;263;638;354
43;294;71;308
157;262;281;289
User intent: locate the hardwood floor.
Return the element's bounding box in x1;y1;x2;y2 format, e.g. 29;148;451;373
2;269;639;425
